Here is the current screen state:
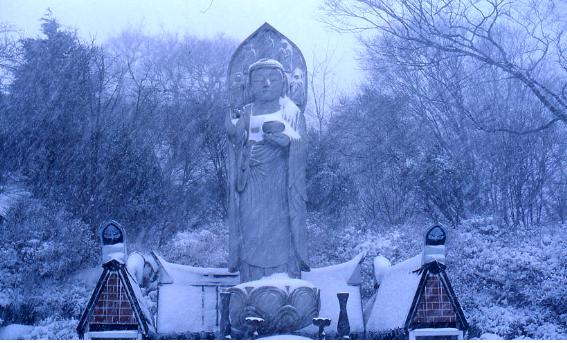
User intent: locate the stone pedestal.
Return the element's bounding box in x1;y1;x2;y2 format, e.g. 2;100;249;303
228;275;320;336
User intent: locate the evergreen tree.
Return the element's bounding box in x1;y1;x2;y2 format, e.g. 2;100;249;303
3;14;92;204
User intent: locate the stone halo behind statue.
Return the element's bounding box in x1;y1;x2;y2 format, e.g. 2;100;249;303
227;23;308;117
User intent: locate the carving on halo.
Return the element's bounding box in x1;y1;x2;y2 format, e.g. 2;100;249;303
227;22;308;116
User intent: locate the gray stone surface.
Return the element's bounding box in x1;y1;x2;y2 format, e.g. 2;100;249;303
228;23;308;113
226;23;309;283
228;277;320;336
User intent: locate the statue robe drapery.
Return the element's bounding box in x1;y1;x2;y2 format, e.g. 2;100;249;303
227;96;308;282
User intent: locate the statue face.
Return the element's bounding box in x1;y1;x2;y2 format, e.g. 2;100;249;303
250;67;284;103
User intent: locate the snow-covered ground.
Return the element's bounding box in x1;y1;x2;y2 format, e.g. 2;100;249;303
0;320;78;340
0;324;33;339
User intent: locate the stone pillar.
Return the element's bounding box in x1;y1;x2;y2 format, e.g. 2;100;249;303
219;291;232;339
336;292;350;339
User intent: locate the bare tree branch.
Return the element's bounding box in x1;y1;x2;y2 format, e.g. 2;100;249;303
323;0;567;128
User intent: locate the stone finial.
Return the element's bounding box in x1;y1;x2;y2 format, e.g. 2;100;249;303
100;220;127;264
422;224;447;265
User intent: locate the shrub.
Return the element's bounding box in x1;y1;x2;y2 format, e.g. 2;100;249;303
0;197;97;324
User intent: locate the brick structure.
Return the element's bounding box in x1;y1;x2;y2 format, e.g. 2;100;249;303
412;274;457;326
366;225;468;339
403;260;468;340
90;273;137;326
77;260;155;339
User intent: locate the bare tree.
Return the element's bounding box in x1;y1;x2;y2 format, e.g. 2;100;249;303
0;23;20;92
85;44;126;225
323;0;567;130
307;45;339;135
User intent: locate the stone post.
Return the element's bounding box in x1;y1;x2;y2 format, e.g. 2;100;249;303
336;292;350;339
219;291;232;339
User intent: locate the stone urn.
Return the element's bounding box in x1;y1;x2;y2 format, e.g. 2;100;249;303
228;274;320;336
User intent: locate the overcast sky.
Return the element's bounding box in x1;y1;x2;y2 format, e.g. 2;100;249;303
0;0;364;94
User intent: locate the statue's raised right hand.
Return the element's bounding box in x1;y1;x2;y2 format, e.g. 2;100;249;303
226;111;247;145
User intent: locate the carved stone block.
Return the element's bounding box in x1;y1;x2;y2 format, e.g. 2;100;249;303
228;278;320;336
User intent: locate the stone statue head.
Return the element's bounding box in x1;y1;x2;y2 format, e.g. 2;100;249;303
248;58;288;103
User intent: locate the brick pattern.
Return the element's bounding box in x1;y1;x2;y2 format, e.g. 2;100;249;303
412;274;457;325
90;273;138;325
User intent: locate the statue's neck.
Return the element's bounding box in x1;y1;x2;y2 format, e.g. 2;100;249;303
252;98;280;115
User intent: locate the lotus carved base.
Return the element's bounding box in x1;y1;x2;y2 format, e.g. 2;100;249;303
228;276;320;335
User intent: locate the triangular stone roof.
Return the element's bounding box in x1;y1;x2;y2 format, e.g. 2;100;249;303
76;259;155;338
405;261;468;331
366;255;468;337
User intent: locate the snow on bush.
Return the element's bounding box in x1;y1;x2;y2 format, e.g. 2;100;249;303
451;217;567;339
21;318;79;340
160;220;228;267
307;215;566;339
0;197;96;324
0;198;97;279
308;215;423;299
1;193;563;339
0;324;34;339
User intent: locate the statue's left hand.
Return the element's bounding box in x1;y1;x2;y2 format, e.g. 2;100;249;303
299;259;310;272
263;132;290;147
